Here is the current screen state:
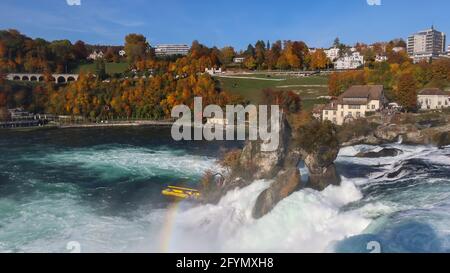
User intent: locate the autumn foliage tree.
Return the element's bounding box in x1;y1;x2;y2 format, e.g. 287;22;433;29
395;72;418;112
124;34;150;64
310;49;329;70
262;89;302;114
328;70;366;96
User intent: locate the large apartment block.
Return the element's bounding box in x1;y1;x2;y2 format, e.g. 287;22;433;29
407;26;446;63
155;44;190;56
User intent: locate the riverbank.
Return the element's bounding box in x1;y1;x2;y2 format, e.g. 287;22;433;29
0;120;175;131
57;120;174;129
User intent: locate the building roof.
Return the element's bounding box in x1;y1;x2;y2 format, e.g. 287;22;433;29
321;85;385;110
419;88;448;96
341;85;384;100
333;85;384;105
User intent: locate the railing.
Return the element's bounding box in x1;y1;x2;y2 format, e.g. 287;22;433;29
1;114;176;129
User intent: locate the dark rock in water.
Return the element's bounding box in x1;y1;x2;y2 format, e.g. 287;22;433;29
302;143;341;191
308;164;341;191
356;148;402;158
432;131;450;149
253;167;301;219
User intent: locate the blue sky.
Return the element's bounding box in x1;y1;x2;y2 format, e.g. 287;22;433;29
0;0;448;50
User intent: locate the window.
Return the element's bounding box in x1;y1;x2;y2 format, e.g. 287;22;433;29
372;105;376;110
347;112;352;117
332;118;337;123
333;111;337;116
325;111;328;115
445;100;448;105
356;112;361;118
341;112;344;117
438;101;442;106
349;105;361;110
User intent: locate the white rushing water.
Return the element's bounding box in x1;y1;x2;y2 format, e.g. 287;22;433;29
0;143;449;253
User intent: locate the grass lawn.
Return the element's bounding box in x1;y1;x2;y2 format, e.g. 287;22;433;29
73;62;130;75
216;73;329;105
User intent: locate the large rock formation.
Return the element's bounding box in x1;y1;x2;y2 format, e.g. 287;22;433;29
252;167;301;219
204;115;342;219
302;145;340;191
238;117;292;180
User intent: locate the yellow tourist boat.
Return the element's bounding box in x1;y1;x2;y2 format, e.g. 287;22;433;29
162;186;201;200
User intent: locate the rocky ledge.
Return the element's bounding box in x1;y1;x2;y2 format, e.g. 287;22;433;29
202;115;341;219
342;123;450;148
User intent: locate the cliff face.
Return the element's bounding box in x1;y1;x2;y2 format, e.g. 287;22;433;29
303;145;340;191
207;115;342;219
238;117;292;180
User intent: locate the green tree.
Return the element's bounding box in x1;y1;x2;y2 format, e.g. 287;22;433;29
95;59;107;80
49;40;74;73
244;44;255;58
254;40;266;68
333;37;341;48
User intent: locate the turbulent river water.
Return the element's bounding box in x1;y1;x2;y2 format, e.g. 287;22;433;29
0;127;449;253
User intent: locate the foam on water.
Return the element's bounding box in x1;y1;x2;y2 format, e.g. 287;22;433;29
31;145;218;180
163;180;372;253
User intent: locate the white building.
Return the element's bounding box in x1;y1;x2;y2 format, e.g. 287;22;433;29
324;47;340;61
155;44;190;56
322;85;386;125
334;51;364;70
205;67;222;75
87;51;104;60
418;88;450;110
407;26;446;63
233;57;245;63
375;55;388;62
8;108;32;119
392;47;406;53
